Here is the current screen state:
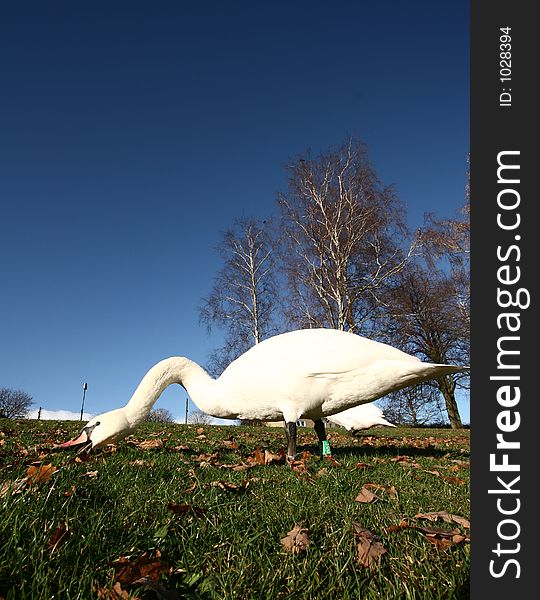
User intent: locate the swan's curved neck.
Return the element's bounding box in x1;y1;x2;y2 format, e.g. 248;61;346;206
123;357;219;425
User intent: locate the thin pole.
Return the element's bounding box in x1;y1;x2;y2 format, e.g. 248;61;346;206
185;397;189;424
80;383;88;421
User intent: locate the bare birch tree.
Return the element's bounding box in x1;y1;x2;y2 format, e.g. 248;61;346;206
278;139;417;333
199;217;278;375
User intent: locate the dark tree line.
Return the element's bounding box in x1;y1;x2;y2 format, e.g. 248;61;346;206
200;138;469;428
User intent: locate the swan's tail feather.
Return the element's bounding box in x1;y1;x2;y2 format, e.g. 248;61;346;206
427;364;469;378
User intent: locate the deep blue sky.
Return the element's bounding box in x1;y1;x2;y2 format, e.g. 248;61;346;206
0;1;470;423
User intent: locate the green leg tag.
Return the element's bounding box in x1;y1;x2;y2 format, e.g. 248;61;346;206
320;440;332;456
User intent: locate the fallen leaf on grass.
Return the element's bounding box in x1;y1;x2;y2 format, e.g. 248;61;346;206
280;524;311;554
137;439;164;451
95;581;130;599
112;550;172;588
388;518;470;549
0;463;58;496
386;485;398;499
173;444;192;452
264;449;286;465
194;452;220;468
353;522;387;568
220;439;239;450
355;462;373;470
47;522;70;552
81;470;98;478
355;487;380;503
221;462;253;472
355;483;397;502
129;459;156;467
26;463;57;485
246;447;287;467
442;476;466;485
415;511;470;529
0;478;26;498
208;480;249;492
101;550;179;599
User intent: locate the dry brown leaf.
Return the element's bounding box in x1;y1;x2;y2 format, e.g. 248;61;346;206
137;439;164;451
172;444;191;452
221;439;239;450
387;520;409;533
220;461;253;472
425;534;456;550
443;476;466;485
183;481;197;494
352;522;387;568
264;449;286;465
0;478;27;497
415;511;470;529
196;427;205;436
47;522;70;552
112;551;172;587
25;463;57;486
194;452;220;467
388;518;470;549
355;486;380;503
387;485;398;499
209;480;249;492
95;581;130;599
355;462;373;470
280;524;311;554
82;470;98;478
247;448;266;466
288;457;314;483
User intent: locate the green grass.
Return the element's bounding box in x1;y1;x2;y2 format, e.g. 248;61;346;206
0;419;470;599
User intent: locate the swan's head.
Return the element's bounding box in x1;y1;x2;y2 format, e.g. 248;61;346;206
58;408;132;452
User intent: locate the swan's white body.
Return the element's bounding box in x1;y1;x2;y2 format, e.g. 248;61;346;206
326;403;396;431
59;328;467;455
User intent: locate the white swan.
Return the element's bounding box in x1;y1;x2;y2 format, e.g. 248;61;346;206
326;402;396;432
59;328;468;458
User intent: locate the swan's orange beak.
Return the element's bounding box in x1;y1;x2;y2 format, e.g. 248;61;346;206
58;431;88;447
57;429;93;451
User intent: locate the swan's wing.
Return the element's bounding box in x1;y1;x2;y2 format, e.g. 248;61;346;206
220;329;420;380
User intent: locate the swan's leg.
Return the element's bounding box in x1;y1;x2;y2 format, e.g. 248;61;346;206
285;421;297;460
314;419;332;457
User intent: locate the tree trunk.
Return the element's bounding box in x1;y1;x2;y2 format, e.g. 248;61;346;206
439;376;463;429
